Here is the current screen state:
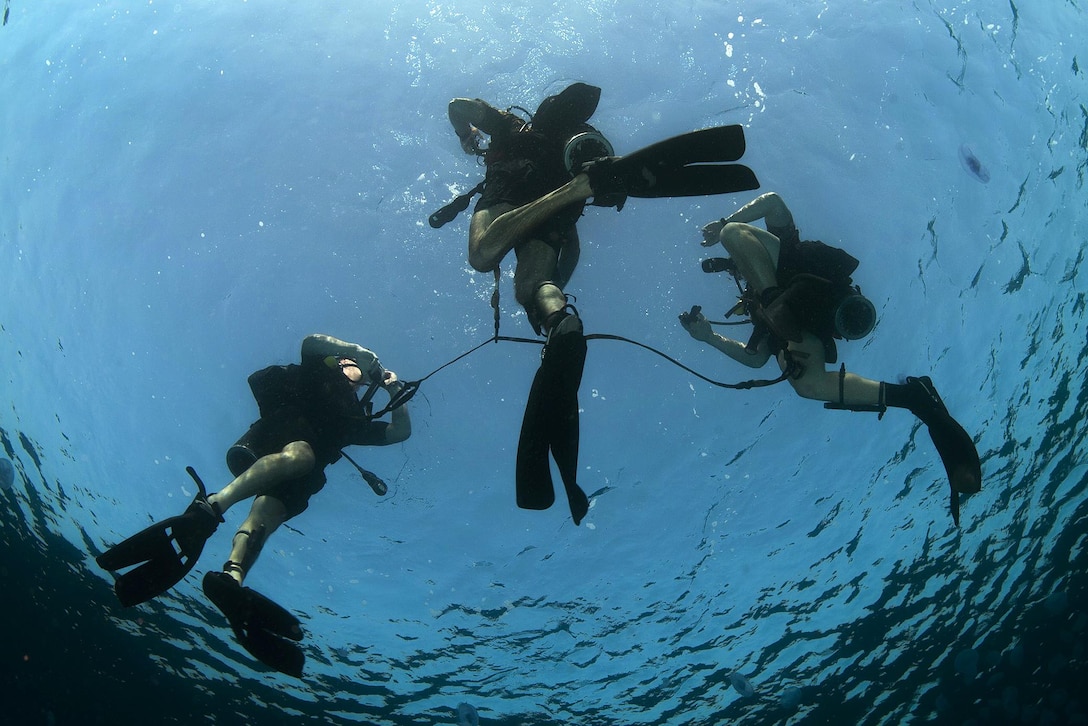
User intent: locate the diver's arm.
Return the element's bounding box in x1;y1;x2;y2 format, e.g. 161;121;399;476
378;370;412;444
448;98;511;153
301;334;381;377
680;312;771;368
723;192;794;230
701;332;772;368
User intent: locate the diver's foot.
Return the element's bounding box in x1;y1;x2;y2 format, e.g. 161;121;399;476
580;156;628;209
542;310;587;387
176;493;224;553
701;218;727;246
203;571;303;643
203;570;305;677
905;376;982;495
544;308;584;344
565;482;590;526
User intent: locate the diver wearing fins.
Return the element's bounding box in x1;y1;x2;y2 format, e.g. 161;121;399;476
442;82;760;526
678;192;982;525
445;82;617;527
97;333;411;676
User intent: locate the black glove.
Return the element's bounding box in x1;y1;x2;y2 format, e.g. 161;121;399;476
678;305;702;327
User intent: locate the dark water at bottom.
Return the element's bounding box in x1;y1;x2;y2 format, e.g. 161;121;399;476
1;427;1086;725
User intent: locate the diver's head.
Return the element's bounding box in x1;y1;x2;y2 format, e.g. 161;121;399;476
563;130;614;176
833;291;877;340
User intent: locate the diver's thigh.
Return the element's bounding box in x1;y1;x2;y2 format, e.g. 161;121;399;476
468;204;513;243
724;222;782;268
779;332;828;375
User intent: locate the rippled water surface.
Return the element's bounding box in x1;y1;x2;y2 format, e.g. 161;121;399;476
2;1;1086;724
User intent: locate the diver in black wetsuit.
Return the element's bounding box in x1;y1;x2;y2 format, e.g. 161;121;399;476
679;192;981;524
444;83;762;525
97;333;411;676
210;334;411;582
446;83;621;525
447;83;617;335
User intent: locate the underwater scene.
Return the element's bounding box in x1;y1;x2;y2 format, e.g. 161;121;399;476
1;0;1086;724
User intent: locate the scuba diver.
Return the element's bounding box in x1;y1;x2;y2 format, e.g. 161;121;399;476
678;192;981;525
438;82;760;526
97;334;412;676
444;83;609;527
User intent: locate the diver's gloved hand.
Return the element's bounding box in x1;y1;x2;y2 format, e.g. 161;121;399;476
678;305;714;342
580;156;627;211
379;368;403;390
304;334;380;373
364;359;388;386
457;126;484;155
347;346;381;379
701;218;727;247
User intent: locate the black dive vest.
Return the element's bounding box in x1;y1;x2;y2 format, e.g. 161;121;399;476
246;360;364;426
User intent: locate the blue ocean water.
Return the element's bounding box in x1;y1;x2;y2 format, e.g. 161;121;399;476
1;1;1086;724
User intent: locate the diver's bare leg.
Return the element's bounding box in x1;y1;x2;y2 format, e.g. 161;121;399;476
780;334;882;406
468;175;593;272
208;441;315;514
222;495;287;585
717;222;781;294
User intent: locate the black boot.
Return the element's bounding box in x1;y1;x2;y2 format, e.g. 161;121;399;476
176;493;224;553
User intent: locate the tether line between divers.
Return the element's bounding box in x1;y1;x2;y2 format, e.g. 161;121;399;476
388;331;788;406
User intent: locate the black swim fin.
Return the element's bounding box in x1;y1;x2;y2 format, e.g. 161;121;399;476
551;389;589;526
515;313;590;525
583;125;759;203
203;571;305;678
516;365;557;511
627;125;749;165
627;163;761;199
905;377;982;527
96;467;223;607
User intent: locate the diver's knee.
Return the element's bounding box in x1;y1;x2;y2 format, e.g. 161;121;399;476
789;372;835;402
718;222;751;252
468;256;493;273
282;441;316;473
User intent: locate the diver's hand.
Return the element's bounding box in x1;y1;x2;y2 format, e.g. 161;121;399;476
458;127;484;155
701;218;726;247
678;306;714;342
380;369;402;390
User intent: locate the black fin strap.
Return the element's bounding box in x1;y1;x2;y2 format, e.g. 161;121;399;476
186;466;208;499
369;380;420;419
822;364;887;418
492;267;501;341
